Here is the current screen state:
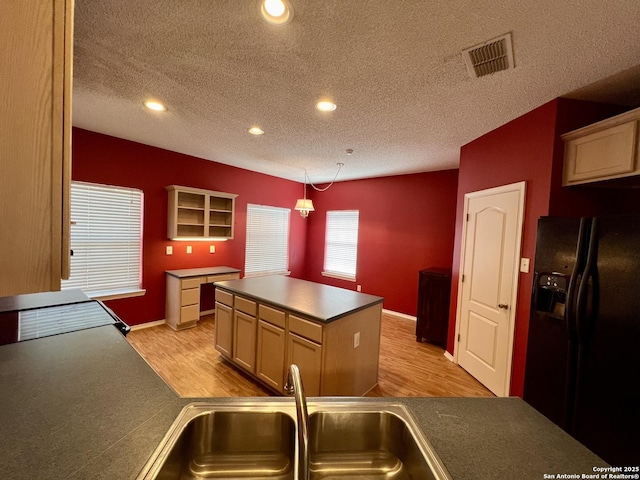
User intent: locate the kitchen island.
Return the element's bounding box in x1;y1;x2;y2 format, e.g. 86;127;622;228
213;276;384;396
0;322;607;480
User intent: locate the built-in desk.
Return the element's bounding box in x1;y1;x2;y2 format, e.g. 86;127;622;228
165;267;240;330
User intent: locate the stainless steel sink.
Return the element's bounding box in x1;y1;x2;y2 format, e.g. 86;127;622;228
136;402;452;480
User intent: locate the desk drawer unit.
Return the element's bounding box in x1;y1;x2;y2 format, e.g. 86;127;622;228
181;287;200;306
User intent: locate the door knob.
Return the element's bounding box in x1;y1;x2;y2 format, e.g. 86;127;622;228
498;303;509;310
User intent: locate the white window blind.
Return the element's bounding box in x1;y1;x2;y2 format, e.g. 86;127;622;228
61;182;143;297
323;210;359;281
245;204;290;277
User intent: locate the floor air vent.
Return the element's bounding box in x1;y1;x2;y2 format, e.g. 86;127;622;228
462;33;514;78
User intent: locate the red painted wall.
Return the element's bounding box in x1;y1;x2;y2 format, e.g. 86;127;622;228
72;128;307;326
73;129;458;326
448;98;635;397
303;170;459;316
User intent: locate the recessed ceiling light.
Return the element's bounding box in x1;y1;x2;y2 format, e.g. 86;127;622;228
144;100;167;112
316;100;337;112
260;0;293;25
248;126;264;135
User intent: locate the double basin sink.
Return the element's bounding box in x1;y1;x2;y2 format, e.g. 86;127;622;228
136;401;452;480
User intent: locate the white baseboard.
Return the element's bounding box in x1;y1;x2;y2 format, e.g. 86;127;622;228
443;351;455;363
129;319;166;331
382;309;416;322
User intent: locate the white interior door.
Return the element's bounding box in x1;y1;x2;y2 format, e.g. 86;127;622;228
455;182;525;397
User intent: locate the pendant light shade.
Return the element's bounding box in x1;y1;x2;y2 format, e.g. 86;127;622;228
294;198;315;217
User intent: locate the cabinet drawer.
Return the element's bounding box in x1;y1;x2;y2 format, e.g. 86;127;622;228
259;304;286;328
289;315;323;344
208;273;240;283
235;296;257;316
181;287;200;306
215;289;233;307
182;277;203;289
181;304;200;323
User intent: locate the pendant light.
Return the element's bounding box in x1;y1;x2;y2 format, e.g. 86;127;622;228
294;163;344;218
294;177;314;218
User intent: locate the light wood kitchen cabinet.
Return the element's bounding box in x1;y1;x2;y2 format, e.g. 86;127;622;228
562;106;640;186
256;304;287;391
166;185;237;240
166;276;200;330
0;0;73;296
256;320;286;391
213;277;383;397
214;300;233;358
287;332;322;397
166;267;240;331
232;310;257;373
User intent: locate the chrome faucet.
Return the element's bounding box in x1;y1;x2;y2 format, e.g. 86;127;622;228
285;364;310;480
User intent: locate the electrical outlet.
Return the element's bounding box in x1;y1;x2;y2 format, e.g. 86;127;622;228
353;332;360;348
186;245;192;254
356;285;362;292
166;246;173;255
209;245;215;254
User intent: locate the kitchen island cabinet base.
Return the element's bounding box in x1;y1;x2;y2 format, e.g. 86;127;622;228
214;278;383;397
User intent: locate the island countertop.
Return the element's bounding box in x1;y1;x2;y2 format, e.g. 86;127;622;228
214;275;384;323
0;324;607;480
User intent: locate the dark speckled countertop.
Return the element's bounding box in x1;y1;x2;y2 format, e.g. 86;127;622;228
214;276;384;323
0;324;606;480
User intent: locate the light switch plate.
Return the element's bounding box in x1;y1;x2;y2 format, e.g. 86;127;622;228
166;246;173;255
209;245;215;254
186;245;192;254
520;258;530;273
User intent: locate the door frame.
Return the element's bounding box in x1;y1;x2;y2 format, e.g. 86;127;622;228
453;181;526;397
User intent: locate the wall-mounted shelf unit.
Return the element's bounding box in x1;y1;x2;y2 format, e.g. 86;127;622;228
166;185;237;240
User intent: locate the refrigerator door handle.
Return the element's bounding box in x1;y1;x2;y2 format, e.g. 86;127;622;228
570;218;598;435
565;217;589;339
575;218;597;345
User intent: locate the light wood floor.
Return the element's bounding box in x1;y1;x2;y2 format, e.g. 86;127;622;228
127;313;493;398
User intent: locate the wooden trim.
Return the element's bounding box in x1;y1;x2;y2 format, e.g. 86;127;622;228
129;319;166;331
382;309;416;322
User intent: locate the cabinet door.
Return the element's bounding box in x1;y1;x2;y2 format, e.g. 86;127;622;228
256;320;286;392
233;310;257;373
564;120;638;185
0;0;72;295
214;302;233;358
287;332;322;396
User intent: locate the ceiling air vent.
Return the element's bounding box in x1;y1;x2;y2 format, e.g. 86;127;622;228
462;33;514;78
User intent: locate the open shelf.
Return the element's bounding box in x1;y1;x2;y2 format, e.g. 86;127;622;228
167;185;237;240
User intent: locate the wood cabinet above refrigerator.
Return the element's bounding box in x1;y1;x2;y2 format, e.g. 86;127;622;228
562;106;640;186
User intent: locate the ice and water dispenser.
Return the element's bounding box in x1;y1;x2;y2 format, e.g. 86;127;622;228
534;273;569;319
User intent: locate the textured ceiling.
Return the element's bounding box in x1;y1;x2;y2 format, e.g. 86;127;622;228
72;0;640;183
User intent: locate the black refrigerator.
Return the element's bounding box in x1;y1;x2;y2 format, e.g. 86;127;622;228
524;215;640;465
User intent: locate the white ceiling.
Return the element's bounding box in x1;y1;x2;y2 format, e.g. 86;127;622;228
72;0;640;183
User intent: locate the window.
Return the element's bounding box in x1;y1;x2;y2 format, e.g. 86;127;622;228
245;204;290;277
61;181;143;299
323;210;359;281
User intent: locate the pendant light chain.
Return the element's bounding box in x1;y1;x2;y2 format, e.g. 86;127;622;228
305;162;344;192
